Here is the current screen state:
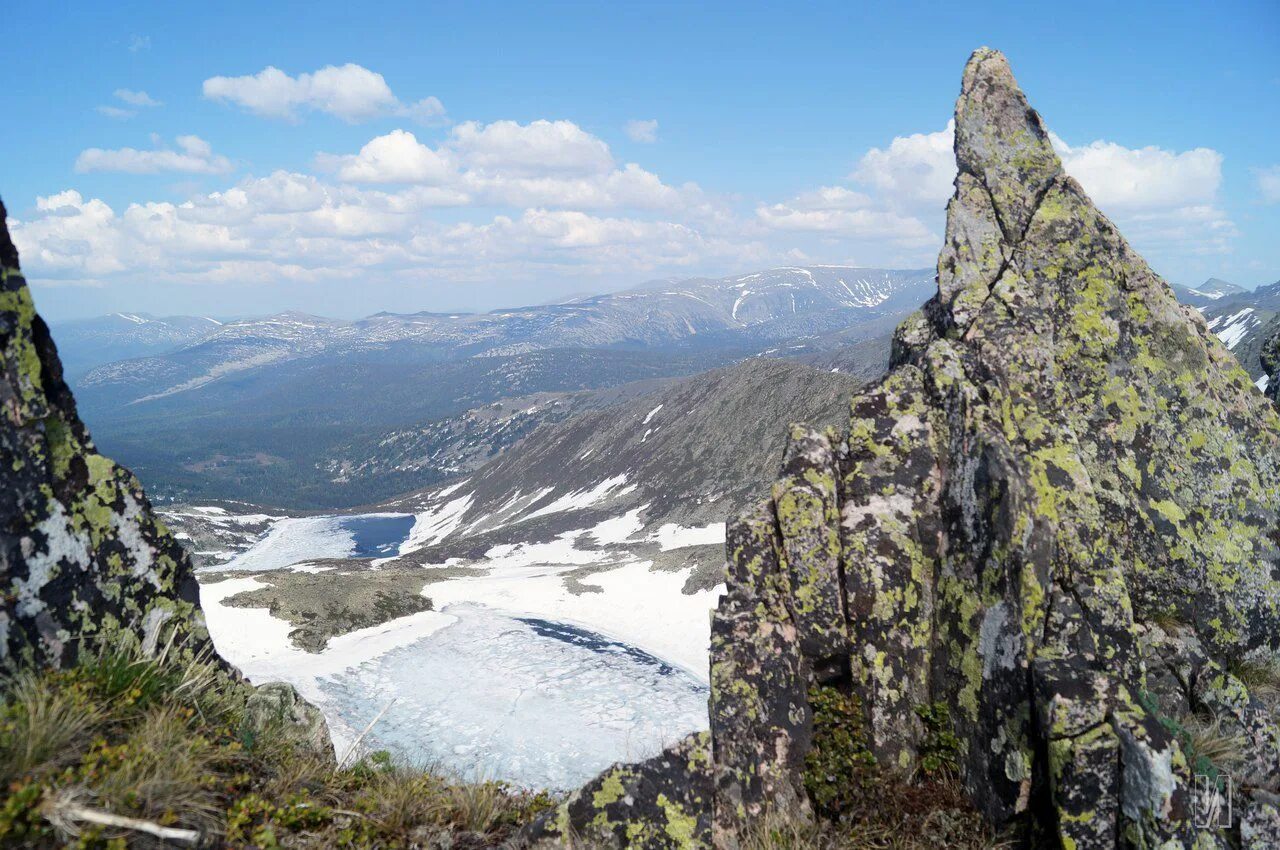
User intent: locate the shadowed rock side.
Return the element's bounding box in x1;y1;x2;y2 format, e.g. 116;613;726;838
532;49;1280;850
0;200;213;669
1261;327;1280;406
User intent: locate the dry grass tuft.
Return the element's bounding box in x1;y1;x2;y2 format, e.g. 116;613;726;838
0;670;104;785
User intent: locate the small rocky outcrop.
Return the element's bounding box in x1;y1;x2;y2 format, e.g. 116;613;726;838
1260;326;1280;406
538;48;1280;849
0;200;212;668
244;681;336;760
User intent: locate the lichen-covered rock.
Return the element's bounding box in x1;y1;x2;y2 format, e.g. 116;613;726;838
526;732;714;849
0;199;213;670
771;425;846;666
708;500;812;844
545;48;1280;849
542;48;1280;850
1241;793;1280;850
244;680;335;761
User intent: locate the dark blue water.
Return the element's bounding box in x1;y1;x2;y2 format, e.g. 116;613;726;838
343;514;416;557
517;617;686;679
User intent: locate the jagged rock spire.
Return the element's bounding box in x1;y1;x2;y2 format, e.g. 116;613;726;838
536;48;1280;850
0;199;213;668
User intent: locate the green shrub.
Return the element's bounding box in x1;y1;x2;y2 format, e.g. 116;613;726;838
802;684;877;816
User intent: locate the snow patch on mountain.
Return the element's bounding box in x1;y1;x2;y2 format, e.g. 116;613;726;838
222;513;413;571
654;521;727;551
524;475;635;521
402;494;473;553
1208;307;1258;351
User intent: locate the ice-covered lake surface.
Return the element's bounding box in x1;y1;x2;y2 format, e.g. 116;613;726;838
221;513;415;571
317;605;708;788
200;507;720;789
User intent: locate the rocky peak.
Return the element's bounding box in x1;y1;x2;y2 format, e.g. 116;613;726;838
536;48;1280;849
0;199;212;668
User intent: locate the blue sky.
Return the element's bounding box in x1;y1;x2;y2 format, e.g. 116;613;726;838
3;0;1278;320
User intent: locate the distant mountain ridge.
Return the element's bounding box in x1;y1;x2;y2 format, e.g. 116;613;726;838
62;266;933;508
50;312;226;377
71;265;932;403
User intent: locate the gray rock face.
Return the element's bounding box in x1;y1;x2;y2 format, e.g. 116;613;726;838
542;48;1280;849
244;681;335;761
0;199;214;670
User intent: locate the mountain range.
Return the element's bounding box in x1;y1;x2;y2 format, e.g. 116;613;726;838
60;265;933;507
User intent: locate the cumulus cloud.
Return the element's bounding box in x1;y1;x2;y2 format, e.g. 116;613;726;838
1049;135;1222;211
846;121;1235;257
202;64;446;124
625;119;659;143
1048;134;1234;255
851;121;956;210
10;175;751;290
318;129;456;185
1257;166;1280;204
75;135;234;175
449;120;614;175
128;35;150;53
314;123;707;212
755;187;935;247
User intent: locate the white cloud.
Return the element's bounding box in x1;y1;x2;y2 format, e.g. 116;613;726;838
128;35;150;53
625;119;659;143
114;89;162;108
95;105;136;121
94;89;163;120
756;193;935;246
1049;134;1234;256
1049;135;1222;211
319;129;456;185
316;124;705;212
75;135;234;175
449;120;614;175
1257;166;1280;204
10;173;756;290
847;121;1235;257
851;121;956;209
202;64;446;125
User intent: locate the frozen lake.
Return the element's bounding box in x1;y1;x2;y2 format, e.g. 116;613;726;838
199;505;720;789
316;605;708;788
220;513;415;570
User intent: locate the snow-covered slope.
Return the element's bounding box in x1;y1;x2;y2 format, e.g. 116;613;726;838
1181;279;1280;379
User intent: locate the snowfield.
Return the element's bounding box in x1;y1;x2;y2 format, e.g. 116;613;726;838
198;500;727;788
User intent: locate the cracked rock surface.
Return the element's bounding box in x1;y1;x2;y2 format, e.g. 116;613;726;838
537;47;1280;850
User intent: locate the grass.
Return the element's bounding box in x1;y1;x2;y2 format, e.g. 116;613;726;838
1;634;1018;848
736;795;1011;850
0;637;556;848
1228;655;1280;714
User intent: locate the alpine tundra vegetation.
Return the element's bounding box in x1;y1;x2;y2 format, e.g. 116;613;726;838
4;45;1280;850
